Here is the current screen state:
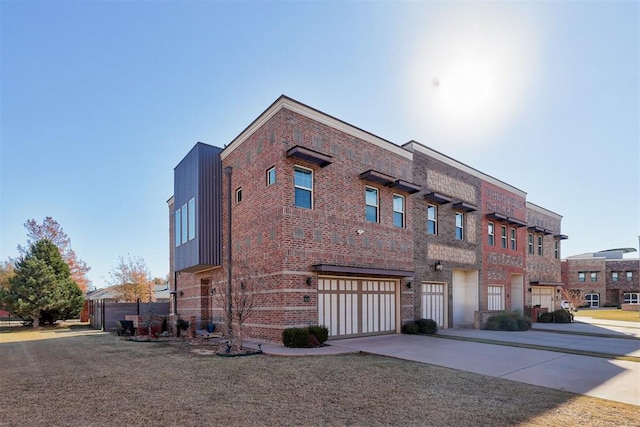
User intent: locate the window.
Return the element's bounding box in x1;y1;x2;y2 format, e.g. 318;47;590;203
455;212;464;240
294;167;313;209
528;233;534;255
623;293;639;304
181;203;188;244
235;188;243;204
578;272;585;282
537;235;543;256
585;293;599;308
365;187;378;222
590;272;597;282
554;240;559;259
487;222;494;246
510;228;517;250
626;271;633;281
188;198;196;241
500;226;507;249
393;195;404;228
266;167;276;186
612;272;619;282
427;205;437;235
174;208;181;247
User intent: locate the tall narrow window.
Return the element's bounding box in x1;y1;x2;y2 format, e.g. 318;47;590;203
487;222;494;246
612;272;619;282
626;271;633;281
501;225;507;249
174;209;181;247
537;235;543;255
554;240;559;259
528;233;534;255
590;272;598;282
188;198;196;241
578;272;585;282
455;212;464;240
427;205;437;235
393;195;404;228
181;203;188;244
235;188;243;204
266;167;276;186
294;167;313;209
365;187;379;222
510;228;517;250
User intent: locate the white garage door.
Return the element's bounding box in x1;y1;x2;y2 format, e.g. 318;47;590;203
531;287;554;310
421;282;447;328
317;277;397;338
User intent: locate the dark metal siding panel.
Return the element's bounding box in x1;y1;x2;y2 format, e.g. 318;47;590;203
174;142;223;272
198;144;223;268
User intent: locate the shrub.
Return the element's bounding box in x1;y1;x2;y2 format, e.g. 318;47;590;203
307;325;329;343
177;318;189;331
415;318;438;335
282;327;310;348
538;312;553;323
486;312;531;331
402;322;420;334
552;309;573;323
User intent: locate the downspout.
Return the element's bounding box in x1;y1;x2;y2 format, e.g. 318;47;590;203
225;166;233;337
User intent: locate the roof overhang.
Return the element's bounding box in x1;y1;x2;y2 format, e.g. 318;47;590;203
312;264;414;278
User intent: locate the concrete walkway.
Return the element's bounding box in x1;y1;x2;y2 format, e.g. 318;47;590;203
244;318;640;406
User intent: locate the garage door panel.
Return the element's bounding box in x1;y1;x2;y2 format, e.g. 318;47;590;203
318;278;396;338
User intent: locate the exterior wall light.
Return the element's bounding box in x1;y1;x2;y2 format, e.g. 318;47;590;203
434;261;443;271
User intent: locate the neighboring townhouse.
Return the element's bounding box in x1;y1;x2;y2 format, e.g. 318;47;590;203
561;248;640;307
525;202;567;311
168;95;566;342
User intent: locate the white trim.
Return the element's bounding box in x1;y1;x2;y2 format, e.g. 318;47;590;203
526;201;563;219
221;96;413;160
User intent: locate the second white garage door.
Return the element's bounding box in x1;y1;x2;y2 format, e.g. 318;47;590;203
317;277;397;338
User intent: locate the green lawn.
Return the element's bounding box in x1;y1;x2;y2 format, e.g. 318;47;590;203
574;308;640;323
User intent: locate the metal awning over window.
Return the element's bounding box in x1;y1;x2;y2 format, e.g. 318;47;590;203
452;201;478;212
286;145;332;167
424;192;452;204
312;264;414;278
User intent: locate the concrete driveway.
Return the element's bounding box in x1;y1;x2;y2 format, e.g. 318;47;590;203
326;320;640;407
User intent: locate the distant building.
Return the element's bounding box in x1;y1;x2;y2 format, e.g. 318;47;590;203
168;95;567;342
561;248;640;307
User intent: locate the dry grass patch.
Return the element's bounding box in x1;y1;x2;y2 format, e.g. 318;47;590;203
0;327;637;427
575;309;640;323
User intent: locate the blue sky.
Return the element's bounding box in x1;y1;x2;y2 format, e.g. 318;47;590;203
1;1;638;288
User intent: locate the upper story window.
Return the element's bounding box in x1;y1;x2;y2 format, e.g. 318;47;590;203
510;228;517;250
294;166;313;209
365;186;379;222
626;271;633;281
266;167;276;186
175;197;196;247
554;240;559;259
612;272;619;282
235;187;243;204
427;205;437;235
455;212;464;240
500;225;507;249
487;222;494;246
393;195;404;228
528;233;534;255
590;272;598;282
578;272;585;282
537;235;543;256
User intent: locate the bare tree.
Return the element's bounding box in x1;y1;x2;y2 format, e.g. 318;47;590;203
211;260;260;349
561;288;586;311
108;255;154;302
19;217;91;293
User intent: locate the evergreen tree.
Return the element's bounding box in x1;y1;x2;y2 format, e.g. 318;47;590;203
1;240;84;326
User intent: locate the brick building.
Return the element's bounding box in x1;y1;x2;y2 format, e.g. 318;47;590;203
168;95;567;342
561;249;640;307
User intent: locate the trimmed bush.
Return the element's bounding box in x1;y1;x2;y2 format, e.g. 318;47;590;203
551;309;573;323
415;318;438;335
282;327;310;348
486;312;531;331
308;325;329;343
402;322;420;334
538;312;554;323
